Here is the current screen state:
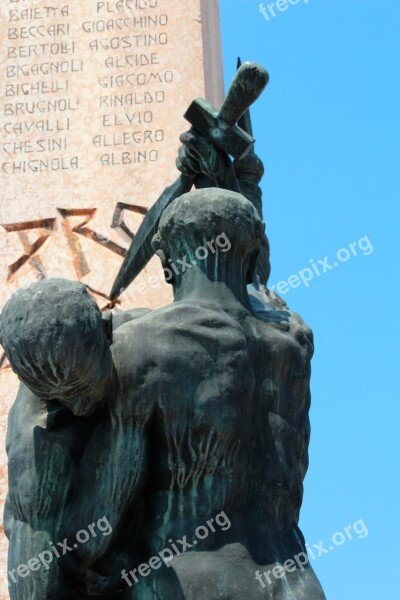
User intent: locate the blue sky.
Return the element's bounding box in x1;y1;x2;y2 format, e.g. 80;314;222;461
219;0;399;597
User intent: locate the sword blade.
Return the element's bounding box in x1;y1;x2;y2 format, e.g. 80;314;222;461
110;174;193;301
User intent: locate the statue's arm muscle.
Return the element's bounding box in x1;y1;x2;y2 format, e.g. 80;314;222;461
65;321;155;564
65;413;149;563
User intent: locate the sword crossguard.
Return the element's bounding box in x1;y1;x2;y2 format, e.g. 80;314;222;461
184;62;269;160
110;62;270;300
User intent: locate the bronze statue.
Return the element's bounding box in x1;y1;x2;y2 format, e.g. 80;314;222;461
0;63;326;599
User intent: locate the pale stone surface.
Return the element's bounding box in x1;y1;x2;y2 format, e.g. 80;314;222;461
0;0;223;595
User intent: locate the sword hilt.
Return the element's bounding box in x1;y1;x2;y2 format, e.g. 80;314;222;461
218;62;269;126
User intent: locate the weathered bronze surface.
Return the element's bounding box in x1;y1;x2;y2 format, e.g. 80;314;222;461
0;68;325;599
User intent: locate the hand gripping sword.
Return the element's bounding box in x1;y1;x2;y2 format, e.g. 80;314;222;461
110;61;269;301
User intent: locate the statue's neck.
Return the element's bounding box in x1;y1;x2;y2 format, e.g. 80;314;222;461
172;266;252;312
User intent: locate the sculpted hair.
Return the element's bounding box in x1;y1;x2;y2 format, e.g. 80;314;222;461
153;188;265;275
0;279;106;397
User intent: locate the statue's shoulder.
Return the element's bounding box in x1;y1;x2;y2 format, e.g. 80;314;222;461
110;304;181;360
285;310;314;360
109;307;153;332
110;301;222;365
6;383;47;465
107;307;157;370
250;287;314;359
134;301;238;336
7;383;45;432
110;309;167;396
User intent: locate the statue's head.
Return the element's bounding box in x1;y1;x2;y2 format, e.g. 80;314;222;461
152;188;265;287
0;279;112;416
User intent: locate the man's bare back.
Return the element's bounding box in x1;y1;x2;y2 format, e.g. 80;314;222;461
112;279;322;599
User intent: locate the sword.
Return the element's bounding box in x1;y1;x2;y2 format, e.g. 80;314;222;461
110;62;269;301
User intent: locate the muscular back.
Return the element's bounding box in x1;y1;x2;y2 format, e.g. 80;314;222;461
112;292;313;561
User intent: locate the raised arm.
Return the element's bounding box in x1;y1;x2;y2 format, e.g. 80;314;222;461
176;131;270;284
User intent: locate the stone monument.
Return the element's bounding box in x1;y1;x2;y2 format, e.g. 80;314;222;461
0;51;326;596
0;1;223;596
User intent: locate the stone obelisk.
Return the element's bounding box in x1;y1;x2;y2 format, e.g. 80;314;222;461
0;1;223;595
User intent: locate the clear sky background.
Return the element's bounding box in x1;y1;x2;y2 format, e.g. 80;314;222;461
219;0;399;597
